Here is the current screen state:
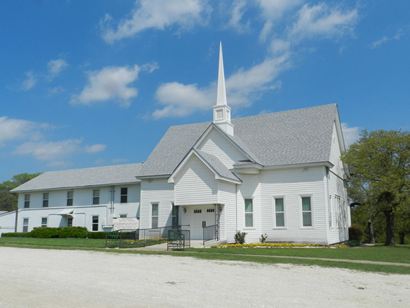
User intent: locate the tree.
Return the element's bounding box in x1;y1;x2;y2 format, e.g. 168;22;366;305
342;130;410;246
0;173;40;211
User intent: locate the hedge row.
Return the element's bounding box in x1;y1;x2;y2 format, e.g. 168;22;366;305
2;227;107;239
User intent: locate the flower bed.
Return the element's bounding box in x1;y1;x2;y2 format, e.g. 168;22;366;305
217;242;348;248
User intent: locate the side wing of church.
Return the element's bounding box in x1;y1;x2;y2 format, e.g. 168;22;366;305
3;44;350;244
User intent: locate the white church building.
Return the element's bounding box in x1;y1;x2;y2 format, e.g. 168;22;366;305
1;45;350;244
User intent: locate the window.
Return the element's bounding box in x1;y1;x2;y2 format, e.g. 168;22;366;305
24;194;30;208
67;191;73;206
93;190;100;205
244;199;253;227
67;216;73;227
216;109;223;120
120;187;128;203
43;193;49;208
328;195;333;228
171;204;178;227
41;217;47;228
206;208;215;213
92;216;99;231
302;196;312;227
274;197;285;227
23;218;29;233
193;209;202;214
151;203;158;228
119;214;127;218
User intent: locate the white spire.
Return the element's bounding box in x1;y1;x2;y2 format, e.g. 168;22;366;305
213;42;233;136
216;42;227;106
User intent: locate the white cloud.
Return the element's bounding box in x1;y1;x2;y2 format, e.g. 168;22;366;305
153;54;289;118
47;58;68;79
371;28;405;49
289;3;358;41
102;0;209;43
227;0;249;33
15;139;107;161
342;123;361;147
21;71;37;91
0;117;34;145
85;144;107;153
256;0;302;41
72;65;140;107
15;139;83;161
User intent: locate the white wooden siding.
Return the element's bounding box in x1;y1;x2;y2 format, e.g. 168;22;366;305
197;129;247;169
139;179;174;229
326;123;350;244
174;155;218;205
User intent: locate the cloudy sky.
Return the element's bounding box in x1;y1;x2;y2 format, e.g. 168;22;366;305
1;0;409;181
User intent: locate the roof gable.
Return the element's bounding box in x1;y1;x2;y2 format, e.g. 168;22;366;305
169;149;241;184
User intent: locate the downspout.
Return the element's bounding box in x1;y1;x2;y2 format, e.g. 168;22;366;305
14;208;18;233
235;184;238;232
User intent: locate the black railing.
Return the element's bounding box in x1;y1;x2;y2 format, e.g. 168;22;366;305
167;229;190;250
203;224;218;246
105;225;190;249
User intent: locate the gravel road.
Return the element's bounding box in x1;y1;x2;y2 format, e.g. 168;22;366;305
0;247;409;307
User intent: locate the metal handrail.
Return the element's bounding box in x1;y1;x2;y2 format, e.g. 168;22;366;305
203;224;218;246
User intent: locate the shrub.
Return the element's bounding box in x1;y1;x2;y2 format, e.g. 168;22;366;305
30;227;61;238
259;233;268;243
2;232;31;238
58;227;88;238
87;232;107;239
349;224;363;242
234;231;247;244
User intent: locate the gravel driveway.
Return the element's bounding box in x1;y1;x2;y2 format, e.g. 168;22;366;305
0;247;409;307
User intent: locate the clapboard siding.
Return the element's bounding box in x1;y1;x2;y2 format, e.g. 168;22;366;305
174;155;218;205
236;174;262;242
139;179;174;229
217;181;237;242
259;166;328;244
198;129;247;169
327;123;350;244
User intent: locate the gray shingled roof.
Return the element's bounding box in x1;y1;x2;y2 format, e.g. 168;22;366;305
195;150;241;182
12;163;143;192
142;104;339;176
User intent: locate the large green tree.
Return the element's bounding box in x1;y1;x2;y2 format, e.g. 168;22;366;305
0;173;40;211
342;130;410;245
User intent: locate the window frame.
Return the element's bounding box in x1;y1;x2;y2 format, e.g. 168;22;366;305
273;196;286;229
300;195;313;228
119;214;127;218
91;215;99;231
42;192;49;208
24;194;30;208
120;187;128;204
41;217;47;228
244;198;254;228
23;218;29;233
151;203;159;228
67;190;73;206
171;203;178;227
92;189;100;205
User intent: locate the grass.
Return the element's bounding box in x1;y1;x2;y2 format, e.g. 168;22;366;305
188;245;410;264
1;237;409;274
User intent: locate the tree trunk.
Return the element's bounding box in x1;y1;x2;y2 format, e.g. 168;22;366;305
399;232;405;245
384;210;395;246
367;219;375;244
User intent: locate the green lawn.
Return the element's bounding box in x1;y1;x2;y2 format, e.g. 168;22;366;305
188;245;410;264
1;237;409;274
0;237;107;249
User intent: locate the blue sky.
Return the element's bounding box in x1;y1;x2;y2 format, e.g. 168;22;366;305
1;0;409;181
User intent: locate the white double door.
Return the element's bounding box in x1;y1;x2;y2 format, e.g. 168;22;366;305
183;205;216;240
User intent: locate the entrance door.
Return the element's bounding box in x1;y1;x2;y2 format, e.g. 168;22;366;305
188;206;216;240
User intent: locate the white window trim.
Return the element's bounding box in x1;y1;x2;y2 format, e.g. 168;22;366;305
244;197;254;229
41;217;48;227
273;196;287;229
300;195;314;229
151;202;159;228
91;215;99;232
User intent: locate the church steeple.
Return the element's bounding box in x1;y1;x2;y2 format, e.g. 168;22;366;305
213;42;234;136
